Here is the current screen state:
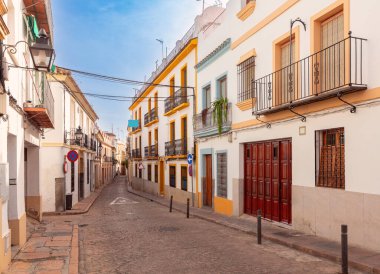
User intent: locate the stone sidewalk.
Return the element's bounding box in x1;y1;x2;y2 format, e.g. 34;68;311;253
6;220;78;274
127;187;380;274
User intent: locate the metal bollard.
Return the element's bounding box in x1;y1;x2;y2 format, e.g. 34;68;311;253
257;209;262;245
341;224;348;274
169;195;173;213
187;198;190;218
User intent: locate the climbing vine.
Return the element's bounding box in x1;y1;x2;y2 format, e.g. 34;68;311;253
212;97;228;135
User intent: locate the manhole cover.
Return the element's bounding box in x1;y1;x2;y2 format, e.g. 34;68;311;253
159;226;179;232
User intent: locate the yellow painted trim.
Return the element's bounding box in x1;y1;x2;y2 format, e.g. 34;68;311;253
131;128;142;134
144;118;159;128
233;87;377;130
236;0;256;21
231;0;300;50
41;142;70;148
310;0;349;54
236;98;255;111
130;38;198;110
163;102;190;116
0;1;8;15
237;49;257;65
214;196;233;216
165;155;187;160
8;213;27;246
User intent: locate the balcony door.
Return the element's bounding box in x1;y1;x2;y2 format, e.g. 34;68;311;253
320;12;344;92
276;39;295;106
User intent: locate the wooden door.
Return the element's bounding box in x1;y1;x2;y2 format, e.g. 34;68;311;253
204;155;213;207
244;139;292;224
159;160;165;195
280;140;292;223
244;144;252;214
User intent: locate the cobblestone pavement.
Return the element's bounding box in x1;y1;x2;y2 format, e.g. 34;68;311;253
7;218;77;274
74;177;362;274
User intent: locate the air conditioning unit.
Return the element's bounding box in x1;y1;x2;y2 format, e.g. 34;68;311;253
0;163;9;202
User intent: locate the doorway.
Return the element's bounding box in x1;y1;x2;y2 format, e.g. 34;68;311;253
79;157;84;201
159;160;165;195
203;155;213;207
244;139;292;224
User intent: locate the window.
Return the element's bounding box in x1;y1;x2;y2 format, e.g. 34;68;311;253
169;166;176;187
170;122;175;142
237;56;255;102
87;159;90;184
139;168;142;178
218;76;227;98
154;165;158;183
217;153;227;198
135;164;137;177
203;85;211;109
181;66;187;96
148;164;152;181
181;166;188;191
71;162;75;192
320;12;344;91
170;77;175;97
315;128;345;189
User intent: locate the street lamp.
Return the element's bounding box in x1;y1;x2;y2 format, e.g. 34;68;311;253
29;28;55;72
156;38;164;60
74;126;83;141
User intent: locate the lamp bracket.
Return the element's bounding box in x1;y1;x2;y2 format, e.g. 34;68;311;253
289;106;306;122
337;93;356;113
255;114;271;128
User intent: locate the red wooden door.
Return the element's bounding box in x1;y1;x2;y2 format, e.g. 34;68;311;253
244;145;252;214
244;139;292;224
204;155;213;207
280;140;292;223
251;144;258;215
272;142;280;222
257;143;265;214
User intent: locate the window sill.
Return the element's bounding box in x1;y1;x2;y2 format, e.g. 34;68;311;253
236;1;256;21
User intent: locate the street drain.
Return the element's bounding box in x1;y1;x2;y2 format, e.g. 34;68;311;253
78;224;88;227
159;226;179;232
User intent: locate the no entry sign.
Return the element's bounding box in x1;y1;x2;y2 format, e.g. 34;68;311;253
67;150;79;162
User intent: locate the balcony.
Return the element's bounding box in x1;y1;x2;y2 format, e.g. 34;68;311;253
64;130;96;151
194;103;232;138
164;88;189;115
165;139;187;157
144;144;158;158
144;108;158;126
131;148;141;159
131;122;142;133
23;74;54;128
253;36;367;116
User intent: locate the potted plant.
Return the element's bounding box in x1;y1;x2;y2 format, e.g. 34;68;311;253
212;97;228;135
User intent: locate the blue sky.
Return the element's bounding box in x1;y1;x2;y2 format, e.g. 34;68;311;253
51;0;227;140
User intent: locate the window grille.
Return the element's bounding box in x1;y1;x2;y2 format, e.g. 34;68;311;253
217;153;228;198
237;56;255;102
148;164;152;181
154;165;158;183
315;128;345;189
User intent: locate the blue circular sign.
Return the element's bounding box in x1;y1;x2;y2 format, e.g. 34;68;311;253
187;154;193;165
67;150;79;162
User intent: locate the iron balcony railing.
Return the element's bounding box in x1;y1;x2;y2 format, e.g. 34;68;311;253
131;121;142;132
253;35;367;115
144;108;158;125
144;144;158;157
164;88;188;113
131;148;141;159
64;130;97;151
165;139;187;156
194;103;232;133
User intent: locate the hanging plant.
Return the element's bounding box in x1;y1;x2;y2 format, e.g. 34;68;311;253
212;97;228;135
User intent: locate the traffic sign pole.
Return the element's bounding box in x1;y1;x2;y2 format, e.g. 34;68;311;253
188;153;194;207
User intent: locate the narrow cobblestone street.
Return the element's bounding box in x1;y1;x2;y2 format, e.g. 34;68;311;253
66;177;360;274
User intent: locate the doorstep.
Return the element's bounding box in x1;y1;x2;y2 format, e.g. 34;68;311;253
127;186;380;274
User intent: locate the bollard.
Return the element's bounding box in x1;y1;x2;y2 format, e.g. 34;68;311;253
257;209;262;245
169;195;173;213
187;198;190;218
341;224;348;274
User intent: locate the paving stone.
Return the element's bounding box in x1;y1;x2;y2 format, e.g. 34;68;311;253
44;240;71;247
36;259;65;270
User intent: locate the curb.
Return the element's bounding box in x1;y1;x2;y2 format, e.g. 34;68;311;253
69;225;79;274
127;188;380;274
43;184;107;216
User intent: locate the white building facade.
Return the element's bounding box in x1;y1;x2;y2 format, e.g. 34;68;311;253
43;68;99;212
195;0;380;252
0;0;54;270
129;6;224;206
